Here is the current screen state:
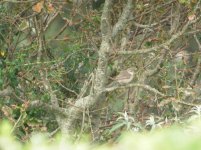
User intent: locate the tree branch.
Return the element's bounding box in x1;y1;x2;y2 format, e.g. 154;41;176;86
105;83;165;97
146;48;168;77
112;0;133;38
190;34;201;87
117;2;201;55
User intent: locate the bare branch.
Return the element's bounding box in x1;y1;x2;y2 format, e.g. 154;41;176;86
64;0;114;135
146;48;168;77
117;1;201;55
105;83;165;97
189;34;201;87
60;95;94;134
100;0;113;38
44;11;60;32
112;0;133;38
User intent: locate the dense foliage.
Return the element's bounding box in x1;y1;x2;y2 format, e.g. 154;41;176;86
0;0;201;144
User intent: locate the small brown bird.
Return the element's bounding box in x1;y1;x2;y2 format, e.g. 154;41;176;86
114;68;134;84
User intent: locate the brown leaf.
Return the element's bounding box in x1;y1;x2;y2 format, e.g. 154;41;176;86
32;1;44;13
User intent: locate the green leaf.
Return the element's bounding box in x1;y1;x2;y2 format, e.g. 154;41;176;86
109;122;125;134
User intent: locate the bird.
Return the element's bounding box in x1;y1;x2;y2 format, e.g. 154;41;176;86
112;68;134;85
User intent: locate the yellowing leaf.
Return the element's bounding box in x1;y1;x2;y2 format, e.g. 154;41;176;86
0;51;5;57
32;1;44;13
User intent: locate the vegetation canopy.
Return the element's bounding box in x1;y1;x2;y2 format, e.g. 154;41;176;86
0;0;201;145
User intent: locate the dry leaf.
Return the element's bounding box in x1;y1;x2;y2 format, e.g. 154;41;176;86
32;1;44;13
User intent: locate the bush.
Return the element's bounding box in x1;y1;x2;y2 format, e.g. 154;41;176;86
1;120;201;150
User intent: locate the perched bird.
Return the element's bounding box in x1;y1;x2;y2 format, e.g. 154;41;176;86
113;68;134;84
